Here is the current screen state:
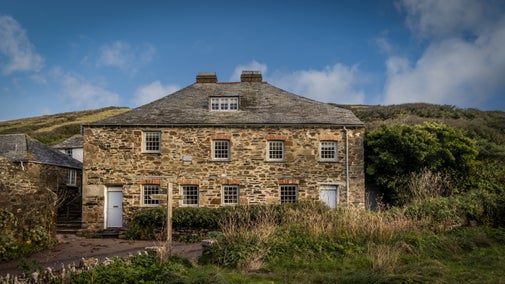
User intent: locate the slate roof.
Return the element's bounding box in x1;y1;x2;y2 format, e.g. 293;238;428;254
88;78;364;127
52;134;83;149
0;134;82;169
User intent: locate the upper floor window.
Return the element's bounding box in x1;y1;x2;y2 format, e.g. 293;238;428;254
210;97;238;111
320;141;338;162
67;169;77;186
212;140;230;160
65;149;73;157
142;184;160;206
182;185;199;206
267;141;284;161
143;131;161;153
280;185;298;203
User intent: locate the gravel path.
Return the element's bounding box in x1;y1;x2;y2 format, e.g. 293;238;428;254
0;234;203;276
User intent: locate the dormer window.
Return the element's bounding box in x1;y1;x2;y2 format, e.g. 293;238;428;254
210;97;238;111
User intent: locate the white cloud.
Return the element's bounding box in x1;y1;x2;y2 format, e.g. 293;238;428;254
270;64;366;104
97;41;156;72
384;0;505;108
97;41;132;69
0;15;44;75
230;60;268;81
133;80;180;106
399;0;496;39
52;67;120;109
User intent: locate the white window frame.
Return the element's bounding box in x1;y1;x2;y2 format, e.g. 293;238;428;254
67;169;77;186
320;141;338;162
280;185;298;203
143;131;161;153
182;185;199;207
142;184;161;207
65;148;73;157
212;140;230;161
267;140;284;161
210;97;239;111
223;185;239;205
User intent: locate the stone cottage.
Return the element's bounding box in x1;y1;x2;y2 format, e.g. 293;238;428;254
53;134;84;162
81;71;365;234
0;134;83;224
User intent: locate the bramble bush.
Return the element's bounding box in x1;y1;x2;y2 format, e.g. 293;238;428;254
0;210;51;261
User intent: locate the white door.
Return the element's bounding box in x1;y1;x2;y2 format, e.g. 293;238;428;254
107;188;123;228
320;185;338;209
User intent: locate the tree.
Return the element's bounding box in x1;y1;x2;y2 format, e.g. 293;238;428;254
365;122;478;205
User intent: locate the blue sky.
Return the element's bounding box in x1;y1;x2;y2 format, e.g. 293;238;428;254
1;0;505;121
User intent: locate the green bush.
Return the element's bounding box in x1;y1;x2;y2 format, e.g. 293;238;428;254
71;254;196;284
0;210;52;261
126;207;166;240
404;190;505;228
127;203;327;241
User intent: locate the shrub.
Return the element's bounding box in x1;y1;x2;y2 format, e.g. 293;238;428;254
126;207;166;240
0;210;52;261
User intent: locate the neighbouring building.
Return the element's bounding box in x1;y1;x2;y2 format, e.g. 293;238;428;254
0;134;83;224
81;71;365;234
53;134;84;163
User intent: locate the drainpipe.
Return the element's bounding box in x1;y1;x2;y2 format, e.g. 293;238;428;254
343;126;349;207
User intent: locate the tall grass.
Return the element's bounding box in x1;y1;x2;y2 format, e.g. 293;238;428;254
209;202;432;272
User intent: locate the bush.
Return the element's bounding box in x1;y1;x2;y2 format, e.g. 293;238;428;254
0;210;52;261
404;190;505;229
126;207;166;240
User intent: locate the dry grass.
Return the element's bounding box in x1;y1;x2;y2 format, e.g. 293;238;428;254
407;169;451;201
366;243;402;273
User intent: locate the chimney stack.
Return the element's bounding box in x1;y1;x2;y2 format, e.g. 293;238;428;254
196;72;218;83
240;71;262;82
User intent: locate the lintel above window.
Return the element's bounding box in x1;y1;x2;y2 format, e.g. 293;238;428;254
210;97;239;111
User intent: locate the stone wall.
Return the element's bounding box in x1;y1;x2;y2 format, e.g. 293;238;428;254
0;157;56;253
82;126;365;233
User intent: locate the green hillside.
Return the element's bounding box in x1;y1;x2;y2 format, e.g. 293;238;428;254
0;107;131;145
336;103;505;143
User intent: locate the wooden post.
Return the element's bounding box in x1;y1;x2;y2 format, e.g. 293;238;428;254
166;183;172;256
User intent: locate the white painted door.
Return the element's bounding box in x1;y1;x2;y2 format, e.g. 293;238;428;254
320;185;338;209
107;188;123;228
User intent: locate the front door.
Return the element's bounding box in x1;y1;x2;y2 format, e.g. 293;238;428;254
107;187;123;228
320;185;338;209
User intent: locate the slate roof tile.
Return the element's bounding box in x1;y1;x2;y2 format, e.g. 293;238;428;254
88;80;363;127
0;134;82;169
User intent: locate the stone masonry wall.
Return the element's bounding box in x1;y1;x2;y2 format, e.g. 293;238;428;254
0;157;56;246
82;126;365;233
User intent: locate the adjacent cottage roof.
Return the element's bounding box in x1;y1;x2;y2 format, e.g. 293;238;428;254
88;71;363;127
53;134;83;149
0;134;82;169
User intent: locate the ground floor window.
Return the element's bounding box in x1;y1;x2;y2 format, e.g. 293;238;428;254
280;185;298;203
143;185;160;206
182;185;199;206
223;185;239;205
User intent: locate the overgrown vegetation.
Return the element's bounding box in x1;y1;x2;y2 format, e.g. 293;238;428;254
74;202;505;283
0;210;53;261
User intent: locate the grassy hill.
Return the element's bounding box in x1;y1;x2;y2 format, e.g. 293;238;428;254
2;103;504;149
0;107;131;145
335;103;505;144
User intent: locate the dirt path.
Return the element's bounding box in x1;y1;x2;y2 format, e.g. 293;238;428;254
0;234;203;276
